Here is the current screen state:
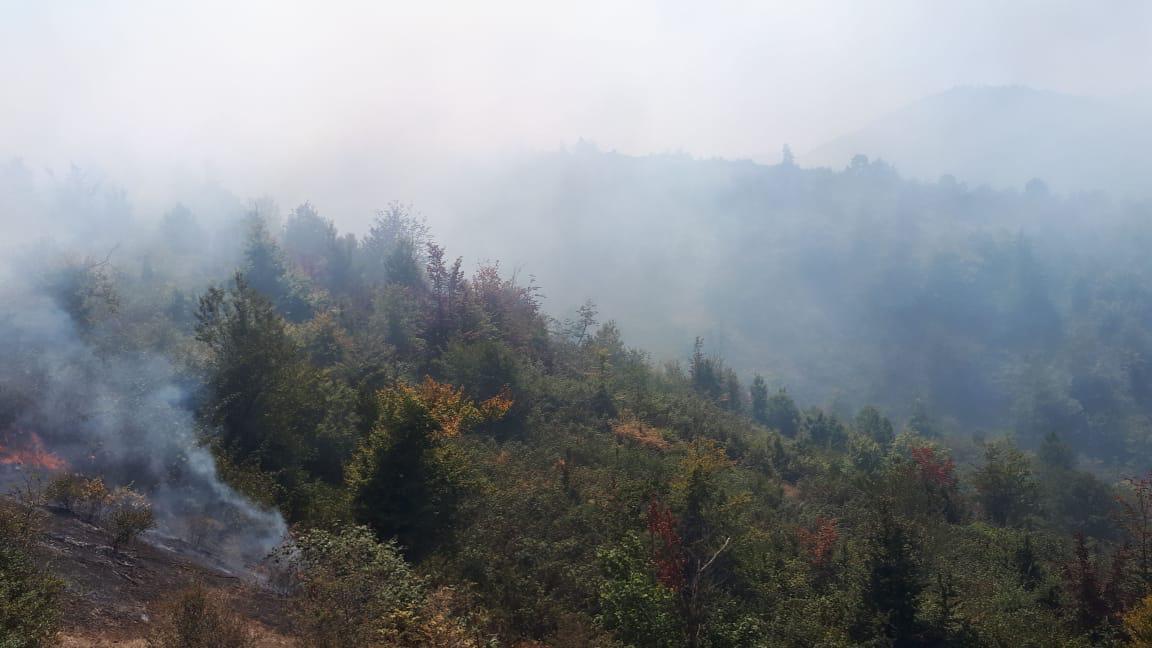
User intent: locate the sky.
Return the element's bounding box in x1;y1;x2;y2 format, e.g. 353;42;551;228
1;0;1150;221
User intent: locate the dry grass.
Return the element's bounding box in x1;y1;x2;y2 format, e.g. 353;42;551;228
145;584;258;648
611;417;670;451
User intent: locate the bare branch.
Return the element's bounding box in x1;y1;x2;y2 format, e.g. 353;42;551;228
697;536;731;577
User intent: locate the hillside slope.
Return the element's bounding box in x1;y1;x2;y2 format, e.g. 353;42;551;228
27;501;291;646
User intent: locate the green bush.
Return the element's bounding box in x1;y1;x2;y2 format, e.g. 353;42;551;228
102;486;156;551
44;472;109;522
0;499;62;648
275;525;425;648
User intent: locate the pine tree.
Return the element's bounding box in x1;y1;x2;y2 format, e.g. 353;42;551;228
750;375;769;425
852;506;923;646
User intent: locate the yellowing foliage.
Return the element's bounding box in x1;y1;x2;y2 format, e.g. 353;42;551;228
682;437;732;475
377;377;513;439
1125;595;1152;647
611;416;670;451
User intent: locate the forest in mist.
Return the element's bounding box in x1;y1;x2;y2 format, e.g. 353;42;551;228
4;142;1152;645
401;142;1152;472
4;2;1152;645
16;142;1152;474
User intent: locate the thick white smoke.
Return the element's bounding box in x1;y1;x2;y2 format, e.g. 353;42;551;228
0;261;286;566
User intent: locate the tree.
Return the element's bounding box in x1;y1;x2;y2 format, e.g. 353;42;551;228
159;203;206;255
1038;430;1074;472
675;440;734;647
596;533;680;648
195;275;355;518
852;506;923;646
1065;533;1109;637
803;407;847;448
0;499;62;646
346;378;511;558
722;369;743;413
781;144;795;167
750;375;769;425
971;439;1039;527
362;202;429;287
569;299;599;345
907;399;940;438
1125;594;1152;647
38;253;120;334
1118;474;1152;589
276;525;425;648
689;337;723;401
196;274;307;464
425;243;469;353
242;217;311;322
855;406;894;446
765;389;801;438
282;202;353;292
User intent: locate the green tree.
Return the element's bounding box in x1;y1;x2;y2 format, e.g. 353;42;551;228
855;405;894;446
689;337;724;401
277;525;425;648
242;217;311;322
852;506;923;646
596;533;680;648
972;438;1039;527
750;374;769;425
0;500;62;647
803;407;847;449
765;388;801;438
346;379;511;559
196;275;353;518
282;202;354;293
362;202;428;287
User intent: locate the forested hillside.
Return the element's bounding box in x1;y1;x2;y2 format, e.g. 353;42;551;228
438;148;1152;469
4;180;1152;646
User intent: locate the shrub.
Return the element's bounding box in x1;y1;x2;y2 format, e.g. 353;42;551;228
273;525;425;648
146;584;256;648
102;487;155;551
0;498;62;647
44;472;109;522
1126;595;1152;647
44;473;82;511
595;533;680;648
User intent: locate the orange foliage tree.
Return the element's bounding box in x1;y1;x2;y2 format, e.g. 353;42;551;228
347;377;512;557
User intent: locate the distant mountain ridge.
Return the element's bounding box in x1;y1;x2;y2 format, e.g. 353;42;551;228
803;85;1152;198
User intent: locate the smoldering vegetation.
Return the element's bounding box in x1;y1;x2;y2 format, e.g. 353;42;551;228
0;165;284;565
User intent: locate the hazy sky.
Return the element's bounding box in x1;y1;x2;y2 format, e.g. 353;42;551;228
2;0;1150;217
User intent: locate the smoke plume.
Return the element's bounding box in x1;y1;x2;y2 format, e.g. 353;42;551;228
0;252;286;567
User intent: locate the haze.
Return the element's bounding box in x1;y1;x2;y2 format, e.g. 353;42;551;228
9;4;1152;644
3;0;1150;222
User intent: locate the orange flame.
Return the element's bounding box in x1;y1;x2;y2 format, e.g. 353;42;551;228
0;430;67;471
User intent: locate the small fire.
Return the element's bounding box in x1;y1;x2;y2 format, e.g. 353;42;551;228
0;430;67;471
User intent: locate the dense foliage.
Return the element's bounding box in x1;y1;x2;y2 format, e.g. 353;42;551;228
7;172;1152;645
0;496;62;647
444;149;1152;472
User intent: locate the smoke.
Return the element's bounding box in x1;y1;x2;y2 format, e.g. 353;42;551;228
0;252;286;566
